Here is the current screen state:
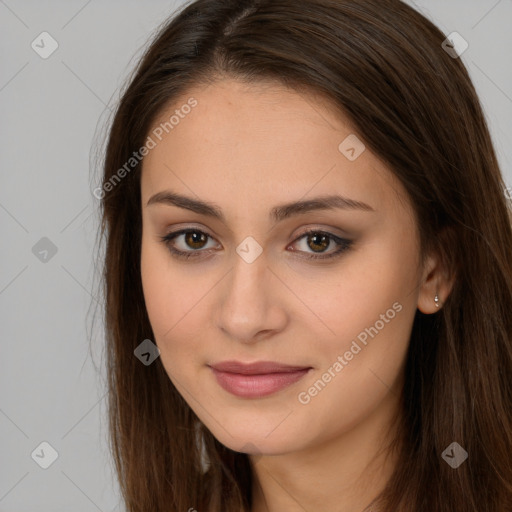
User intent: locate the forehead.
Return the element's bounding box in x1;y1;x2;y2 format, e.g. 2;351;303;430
140;78;410;221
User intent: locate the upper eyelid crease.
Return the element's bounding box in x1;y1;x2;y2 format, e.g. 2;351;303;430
146;190;375;224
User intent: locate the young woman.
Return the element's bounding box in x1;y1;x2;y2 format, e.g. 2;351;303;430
94;0;512;510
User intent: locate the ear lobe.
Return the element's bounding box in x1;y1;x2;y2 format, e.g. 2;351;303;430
416;248;456;314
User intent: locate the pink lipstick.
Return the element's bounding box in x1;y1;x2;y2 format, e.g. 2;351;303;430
208;360;312;398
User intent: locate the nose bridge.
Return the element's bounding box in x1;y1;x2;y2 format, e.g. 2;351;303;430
226;242;269;315
228;231;269;297
215;241;284;342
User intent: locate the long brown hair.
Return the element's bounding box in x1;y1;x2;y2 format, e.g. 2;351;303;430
92;0;512;510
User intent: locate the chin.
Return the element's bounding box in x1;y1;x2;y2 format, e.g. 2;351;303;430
201;416;306;457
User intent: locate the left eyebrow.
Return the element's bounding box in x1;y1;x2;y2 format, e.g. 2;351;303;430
146;189;375;223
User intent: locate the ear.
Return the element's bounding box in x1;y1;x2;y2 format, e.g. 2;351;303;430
417;244;455;314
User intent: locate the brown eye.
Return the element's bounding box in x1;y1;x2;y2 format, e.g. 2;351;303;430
290;229;353;261
306;232;330;253
160;229;218;259
183;231;208;249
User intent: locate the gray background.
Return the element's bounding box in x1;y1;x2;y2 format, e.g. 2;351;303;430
1;1;511;510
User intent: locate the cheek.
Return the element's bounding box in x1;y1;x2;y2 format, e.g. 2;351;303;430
141;242;174;335
295;236;417;406
293;298;414;448
306;234;418;349
140;239;214;373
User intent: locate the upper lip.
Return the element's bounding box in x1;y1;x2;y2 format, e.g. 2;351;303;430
209;360;311;375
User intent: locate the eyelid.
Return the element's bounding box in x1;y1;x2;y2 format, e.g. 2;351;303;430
162;223;349;241
292;224;349;241
159;224;353;261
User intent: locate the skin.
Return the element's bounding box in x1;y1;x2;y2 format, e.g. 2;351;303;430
140;78;453;512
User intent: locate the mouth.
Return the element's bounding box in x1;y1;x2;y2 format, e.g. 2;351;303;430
208;360;312;398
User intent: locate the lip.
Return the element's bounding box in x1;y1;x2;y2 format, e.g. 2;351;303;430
208;360;312;398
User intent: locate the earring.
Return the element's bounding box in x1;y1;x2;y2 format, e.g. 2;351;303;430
434;294;440;308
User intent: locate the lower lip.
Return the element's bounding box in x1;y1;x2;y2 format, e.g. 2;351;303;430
209;367;311;398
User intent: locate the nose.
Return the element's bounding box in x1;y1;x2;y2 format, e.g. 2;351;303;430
214;249;288;345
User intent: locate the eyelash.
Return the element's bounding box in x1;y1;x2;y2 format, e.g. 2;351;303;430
159;228;353;261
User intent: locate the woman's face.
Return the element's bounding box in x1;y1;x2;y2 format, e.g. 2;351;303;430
140;78;431;455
